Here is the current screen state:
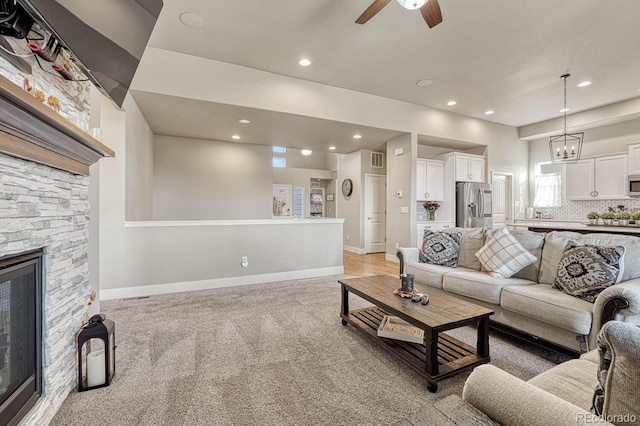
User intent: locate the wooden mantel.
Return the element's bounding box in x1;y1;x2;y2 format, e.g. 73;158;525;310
0;75;114;175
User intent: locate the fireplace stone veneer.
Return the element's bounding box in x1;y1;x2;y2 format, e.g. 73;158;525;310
0;152;91;425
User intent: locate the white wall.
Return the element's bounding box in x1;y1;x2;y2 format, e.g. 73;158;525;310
152;135;273;220
386;134;416;254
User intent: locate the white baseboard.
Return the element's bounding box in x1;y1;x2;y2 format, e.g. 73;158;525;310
344;245;366;254
385;253;400;263
100;266;344;300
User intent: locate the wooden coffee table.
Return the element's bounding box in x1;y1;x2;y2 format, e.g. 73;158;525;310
339;275;494;392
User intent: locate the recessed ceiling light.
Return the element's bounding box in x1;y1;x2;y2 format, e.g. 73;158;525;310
484;110;494;115
416;79;433;87
301;149;312;156
447;101;457;106
232;135;240;140
179;12;204;28
577;81;592;87
239;119;250;124
559;108;570;113
329;146;336;150
353;134;362;139
299;58;311;67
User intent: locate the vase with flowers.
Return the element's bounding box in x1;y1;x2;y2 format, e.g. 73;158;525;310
423;201;440;221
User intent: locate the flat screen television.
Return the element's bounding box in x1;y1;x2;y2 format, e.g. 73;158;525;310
12;0;163;107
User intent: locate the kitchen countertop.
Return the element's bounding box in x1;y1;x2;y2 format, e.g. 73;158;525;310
509;221;640;234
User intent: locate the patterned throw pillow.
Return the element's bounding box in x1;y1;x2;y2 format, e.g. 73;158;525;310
419;230;462;267
475;227;537;278
552;242;625;303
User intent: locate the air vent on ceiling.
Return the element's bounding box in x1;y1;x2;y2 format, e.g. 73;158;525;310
371;152;384;168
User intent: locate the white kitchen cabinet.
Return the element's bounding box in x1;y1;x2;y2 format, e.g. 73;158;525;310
416;223;436;247
416;159;445;201
565;154;628;200
436;222;456;230
453;153;485;182
628;142;640;175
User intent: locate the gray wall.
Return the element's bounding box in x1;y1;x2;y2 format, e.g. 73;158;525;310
338;151;362;249
125;95;154;220
386;134;415;254
152;136;273;220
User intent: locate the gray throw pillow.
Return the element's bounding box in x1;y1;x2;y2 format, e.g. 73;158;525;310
419;230;462;267
552;242;625;303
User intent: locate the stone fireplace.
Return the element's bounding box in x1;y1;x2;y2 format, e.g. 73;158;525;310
0;75;113;425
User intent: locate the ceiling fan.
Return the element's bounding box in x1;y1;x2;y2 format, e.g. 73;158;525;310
356;0;443;28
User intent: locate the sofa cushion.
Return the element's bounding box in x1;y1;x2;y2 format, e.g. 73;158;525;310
552;242;625;303
501;284;593;335
475;227;537;278
509;229;545;281
441;227;486;271
443;270;534;304
578;233;640;281
406;263;477;289
527;359;598;412
538;231;582;285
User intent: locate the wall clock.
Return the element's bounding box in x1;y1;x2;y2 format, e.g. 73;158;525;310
342;178;353;196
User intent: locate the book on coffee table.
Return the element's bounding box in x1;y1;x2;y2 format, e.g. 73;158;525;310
377;315;424;344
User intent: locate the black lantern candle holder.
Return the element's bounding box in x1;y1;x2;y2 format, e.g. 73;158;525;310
77;314;115;392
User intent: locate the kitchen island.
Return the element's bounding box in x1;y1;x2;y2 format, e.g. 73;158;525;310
509;221;640;236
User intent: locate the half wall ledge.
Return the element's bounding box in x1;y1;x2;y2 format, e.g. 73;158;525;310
0;75;114;176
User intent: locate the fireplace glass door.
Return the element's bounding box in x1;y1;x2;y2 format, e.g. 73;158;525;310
0;252;42;426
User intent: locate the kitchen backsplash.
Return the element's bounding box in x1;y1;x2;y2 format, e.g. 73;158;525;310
517;199;640;221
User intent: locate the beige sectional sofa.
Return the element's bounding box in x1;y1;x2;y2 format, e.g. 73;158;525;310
397;228;640;353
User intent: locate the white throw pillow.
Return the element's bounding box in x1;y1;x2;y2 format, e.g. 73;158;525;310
475;227;537;278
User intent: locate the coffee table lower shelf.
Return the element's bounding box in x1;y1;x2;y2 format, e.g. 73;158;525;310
343;306;487;391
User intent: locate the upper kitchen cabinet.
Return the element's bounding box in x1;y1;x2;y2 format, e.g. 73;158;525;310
416;159;445;201
627;142;640;175
436;152;485;183
565;153;628;200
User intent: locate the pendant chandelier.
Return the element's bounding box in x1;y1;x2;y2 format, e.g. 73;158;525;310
396;0;427;10
549;73;584;163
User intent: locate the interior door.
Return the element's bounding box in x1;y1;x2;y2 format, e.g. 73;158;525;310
365;174;386;253
491;173;513;228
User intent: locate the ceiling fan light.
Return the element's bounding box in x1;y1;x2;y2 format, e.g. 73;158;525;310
396;0;427;10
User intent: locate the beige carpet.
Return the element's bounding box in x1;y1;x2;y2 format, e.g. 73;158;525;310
51;276;568;426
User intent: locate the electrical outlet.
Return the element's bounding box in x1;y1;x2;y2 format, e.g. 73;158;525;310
346;234;350;241
395;243;399;250
241;256;249;268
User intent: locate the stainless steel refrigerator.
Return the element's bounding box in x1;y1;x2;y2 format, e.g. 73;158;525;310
456;182;493;228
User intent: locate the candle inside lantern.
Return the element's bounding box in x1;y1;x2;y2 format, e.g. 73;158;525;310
87;349;106;387
571;146;575;155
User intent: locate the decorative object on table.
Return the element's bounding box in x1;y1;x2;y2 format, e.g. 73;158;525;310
377;315;425;344
421;294;430;305
46;95;60;112
411;293;424;303
617;211;631;226
77;314;115;391
549;74;584;163
341;178;353;196
34;89;45;103
423;201;440;221
586;211;600;225
600;211;616;226
400;273;414;292
393;287;417;298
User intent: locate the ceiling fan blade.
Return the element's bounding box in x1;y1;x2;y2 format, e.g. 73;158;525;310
420;0;443;28
356;0;392;24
